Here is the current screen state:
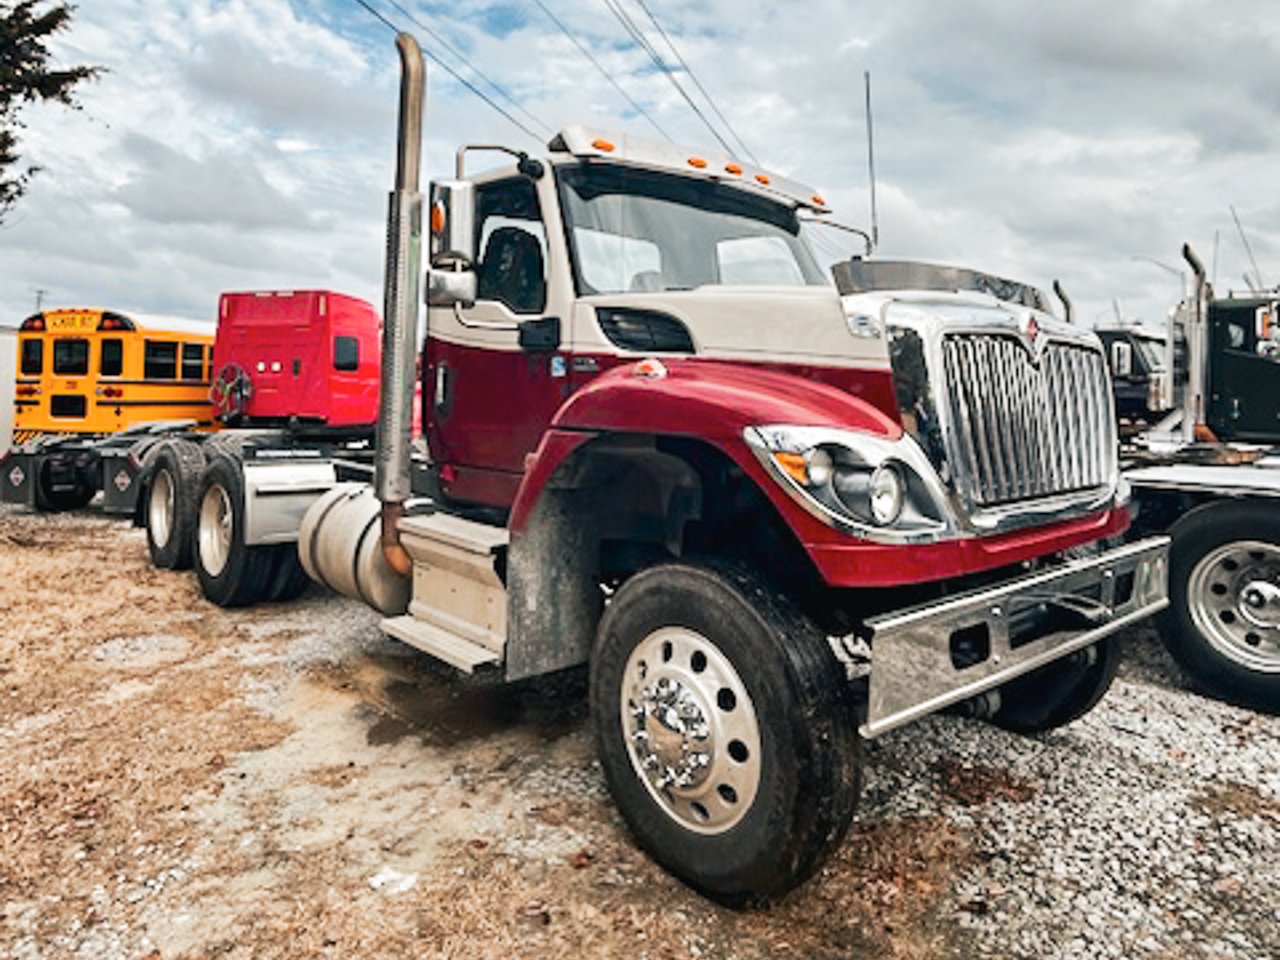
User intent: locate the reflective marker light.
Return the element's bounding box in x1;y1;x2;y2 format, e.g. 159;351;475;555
688;156;708;169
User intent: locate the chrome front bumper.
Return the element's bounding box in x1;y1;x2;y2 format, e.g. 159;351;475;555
861;536;1169;738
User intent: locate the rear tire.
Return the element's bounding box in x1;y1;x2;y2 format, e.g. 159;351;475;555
989;639;1120;734
36;461;95;512
144;440;203;570
591;561;860;906
194;454;274;607
1163;502;1280;712
265;544;311;602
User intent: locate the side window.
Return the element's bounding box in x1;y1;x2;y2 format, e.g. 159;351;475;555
334;335;359;372
474;178;547;315
180;342;204;380
20;339;43;375
204;346;213;380
144;340;178;379
52;339;90;375
100;339;123;377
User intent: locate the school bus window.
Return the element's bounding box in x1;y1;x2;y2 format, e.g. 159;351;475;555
100;338;123;377
334;335;359;372
20;339;42;374
144;340;178;379
181;342;204;380
53;339;90;375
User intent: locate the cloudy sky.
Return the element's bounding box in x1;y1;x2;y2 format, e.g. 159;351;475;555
2;0;1277;330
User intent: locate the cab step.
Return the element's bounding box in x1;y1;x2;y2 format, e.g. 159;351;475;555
381;614;500;673
392;512;510;670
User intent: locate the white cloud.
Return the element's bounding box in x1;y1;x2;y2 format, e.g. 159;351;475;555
1;0;1278;334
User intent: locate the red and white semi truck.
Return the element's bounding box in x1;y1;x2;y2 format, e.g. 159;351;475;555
289;35;1171;903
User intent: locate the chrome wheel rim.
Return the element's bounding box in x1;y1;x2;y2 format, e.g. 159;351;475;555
198;483;233;578
1188;540;1280;674
620;627;761;835
148;468;175;548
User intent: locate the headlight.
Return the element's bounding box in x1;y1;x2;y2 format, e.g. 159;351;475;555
744;425;953;542
869;464;904;525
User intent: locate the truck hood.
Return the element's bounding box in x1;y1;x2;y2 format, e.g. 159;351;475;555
572;286;891;374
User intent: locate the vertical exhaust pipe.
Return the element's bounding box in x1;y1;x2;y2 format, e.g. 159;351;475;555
1181;243;1211;443
377;33;425;576
1052;280;1073;324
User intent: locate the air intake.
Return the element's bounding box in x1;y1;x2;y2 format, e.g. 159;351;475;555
596;308;694;353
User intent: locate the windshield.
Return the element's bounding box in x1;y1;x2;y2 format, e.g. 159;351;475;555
1133;336;1164;371
557;163;826;295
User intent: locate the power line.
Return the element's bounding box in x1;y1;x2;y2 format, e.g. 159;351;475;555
630;0;757;165
344;0;547;144
528;0;672;142
598;0;739;158
382;0;554;140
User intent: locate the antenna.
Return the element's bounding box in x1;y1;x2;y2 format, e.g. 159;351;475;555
864;70;879;250
1112;298;1123;324
1230;204;1265;290
1211;228;1220;288
33;287;47;311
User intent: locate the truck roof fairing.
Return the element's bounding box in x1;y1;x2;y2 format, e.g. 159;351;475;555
548;125;831;215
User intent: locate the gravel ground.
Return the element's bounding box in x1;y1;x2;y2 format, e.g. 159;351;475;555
867;630;1279;960
1;503;1277;959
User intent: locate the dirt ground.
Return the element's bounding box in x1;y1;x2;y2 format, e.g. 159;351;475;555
0;505;1275;959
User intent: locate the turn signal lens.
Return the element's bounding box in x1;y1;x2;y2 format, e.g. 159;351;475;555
772;452;809;485
430;202;446;234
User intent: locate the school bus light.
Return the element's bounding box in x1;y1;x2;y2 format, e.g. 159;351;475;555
20;315;45;332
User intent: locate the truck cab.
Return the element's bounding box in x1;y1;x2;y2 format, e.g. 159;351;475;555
305;42;1170;907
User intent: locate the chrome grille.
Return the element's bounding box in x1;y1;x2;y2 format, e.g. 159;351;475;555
941;335;1114;506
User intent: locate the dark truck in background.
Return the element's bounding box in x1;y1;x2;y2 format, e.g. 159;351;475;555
1126;246;1280;712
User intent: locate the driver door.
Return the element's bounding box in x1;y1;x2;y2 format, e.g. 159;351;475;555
424;175;565;506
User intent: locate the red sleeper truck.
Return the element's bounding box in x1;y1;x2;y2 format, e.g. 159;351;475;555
295;35;1172;905
210;290;382;427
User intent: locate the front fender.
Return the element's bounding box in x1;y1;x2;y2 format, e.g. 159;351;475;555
553;359;903;443
509;359;900;533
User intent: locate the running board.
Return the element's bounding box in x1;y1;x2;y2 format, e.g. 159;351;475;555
389;512;510;671
382;614;500;673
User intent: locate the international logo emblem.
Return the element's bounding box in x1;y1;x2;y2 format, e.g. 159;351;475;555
114;470;132;492
8;466;24;487
1020;313;1047;365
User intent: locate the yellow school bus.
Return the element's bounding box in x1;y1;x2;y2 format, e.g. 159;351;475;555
13;308;215;439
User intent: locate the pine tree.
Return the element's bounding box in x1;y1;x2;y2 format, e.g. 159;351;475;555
0;1;100;220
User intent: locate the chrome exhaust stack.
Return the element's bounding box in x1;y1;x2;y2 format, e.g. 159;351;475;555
1182;243;1208;443
376;32;426;576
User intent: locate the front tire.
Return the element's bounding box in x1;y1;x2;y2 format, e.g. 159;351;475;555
194;454;274;607
989;639;1120;734
591;562;860;905
1164;502;1280;712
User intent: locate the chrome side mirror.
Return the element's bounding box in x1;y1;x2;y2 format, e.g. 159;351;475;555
429;179;476;267
426;268;477;309
1111;340;1133;377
